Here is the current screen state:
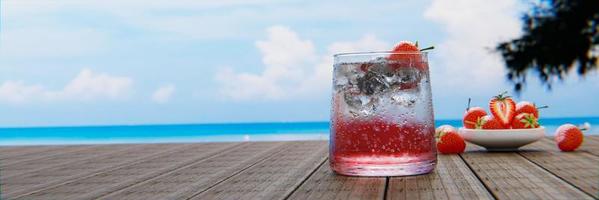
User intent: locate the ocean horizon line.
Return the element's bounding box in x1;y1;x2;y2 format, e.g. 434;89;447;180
1;116;597;146
1;116;598;129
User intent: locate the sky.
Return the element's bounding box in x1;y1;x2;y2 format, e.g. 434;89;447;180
1;0;598;127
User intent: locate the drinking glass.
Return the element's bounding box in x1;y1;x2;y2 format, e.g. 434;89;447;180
330;51;436;176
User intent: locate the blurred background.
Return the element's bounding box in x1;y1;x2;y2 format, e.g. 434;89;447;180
0;0;597;143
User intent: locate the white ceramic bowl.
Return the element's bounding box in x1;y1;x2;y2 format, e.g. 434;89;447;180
458;127;546;151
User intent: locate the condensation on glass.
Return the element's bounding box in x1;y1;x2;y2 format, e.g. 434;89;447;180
330;51;436;176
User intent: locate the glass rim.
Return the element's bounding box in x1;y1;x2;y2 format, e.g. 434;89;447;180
333;51;428;58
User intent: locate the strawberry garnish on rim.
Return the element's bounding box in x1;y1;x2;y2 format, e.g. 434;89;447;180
387;41;433;71
489;91;516;127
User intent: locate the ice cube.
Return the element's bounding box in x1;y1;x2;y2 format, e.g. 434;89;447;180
335;63;364;84
367;61;393;76
334;76;349;90
343;88;362;110
343;91;378;117
395;67;422;89
390;90;418;107
357;71;389;95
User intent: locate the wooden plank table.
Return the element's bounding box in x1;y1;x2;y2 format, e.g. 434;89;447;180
1;136;598;200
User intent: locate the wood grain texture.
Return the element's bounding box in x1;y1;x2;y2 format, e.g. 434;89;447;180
519;138;599;198
580;135;599;156
15;143;239;200
1;137;598;199
461;145;594;200
0;145;77;161
0;145;102;167
98;142;286;200
2;144;138;179
2;144;184;199
189;141;328;200
387;154;493;200
287;160;385;200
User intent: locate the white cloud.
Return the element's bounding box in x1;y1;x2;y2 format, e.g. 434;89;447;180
216;26;315;100
0;69;133;104
152;84;176;103
256;26;317;71
58;69;133;100
424;0;523;92
0;81;46;104
216;26;388;100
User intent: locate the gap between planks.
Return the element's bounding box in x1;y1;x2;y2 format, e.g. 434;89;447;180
285;158;386;200
187;141;328;200
6;143;189;199
15;142;246;200
517;138;599;198
97;141;322;200
385;154;494;200
461;142;594;200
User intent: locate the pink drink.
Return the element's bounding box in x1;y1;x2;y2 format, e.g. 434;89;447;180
330;52;436;176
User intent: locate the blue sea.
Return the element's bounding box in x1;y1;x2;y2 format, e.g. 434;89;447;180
1;117;597;146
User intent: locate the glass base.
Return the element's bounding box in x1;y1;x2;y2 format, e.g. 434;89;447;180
331;158;436;177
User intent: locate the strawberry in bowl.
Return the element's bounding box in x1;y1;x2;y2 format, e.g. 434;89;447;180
463;98;487;129
515;101;548;119
511;113;540;129
459;91;546;151
489;91;516;128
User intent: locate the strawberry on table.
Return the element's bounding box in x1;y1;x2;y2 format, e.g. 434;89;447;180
511;113;540;129
435;125;457;138
476;115;505;129
489;91;516;127
436;125;465;154
555;124;584;151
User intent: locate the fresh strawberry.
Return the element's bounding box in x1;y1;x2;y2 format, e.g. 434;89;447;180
511;113;540;129
515;101;538;118
489;91;516;127
463;107;487;129
476;115;505;129
389;41;420;58
436;126;465;154
515;101;548;119
555;124;584;151
462;98;487;129
435;125;457;138
387;41;427;71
